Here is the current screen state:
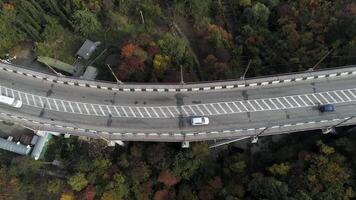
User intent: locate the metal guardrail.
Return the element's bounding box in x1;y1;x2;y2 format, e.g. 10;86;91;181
2;59;356;86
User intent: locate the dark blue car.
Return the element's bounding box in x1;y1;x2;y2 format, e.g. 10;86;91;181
319;104;335;112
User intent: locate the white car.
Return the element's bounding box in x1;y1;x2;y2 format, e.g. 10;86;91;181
191;117;210;126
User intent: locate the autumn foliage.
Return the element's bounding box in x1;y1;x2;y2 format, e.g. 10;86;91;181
158;169;180;187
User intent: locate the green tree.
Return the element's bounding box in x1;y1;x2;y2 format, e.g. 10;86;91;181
103;173;129;200
72;9;101;37
251;3;270;25
68;172;88;191
158;33;188;67
248;173;289;200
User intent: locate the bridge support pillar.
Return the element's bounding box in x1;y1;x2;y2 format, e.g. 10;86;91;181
322;127;336;134
181;141;190;148
251;136;258;144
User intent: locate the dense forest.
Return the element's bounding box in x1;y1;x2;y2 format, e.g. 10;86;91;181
0;0;355;82
1;130;356;200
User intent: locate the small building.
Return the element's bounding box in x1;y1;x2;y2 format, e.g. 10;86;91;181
76;40;101;60
0;137;32;155
31;131;52;160
80;66;98;80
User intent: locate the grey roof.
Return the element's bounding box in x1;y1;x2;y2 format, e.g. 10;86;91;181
31;132;49;160
81;66;98;80
76;40;100;60
0;138;31;155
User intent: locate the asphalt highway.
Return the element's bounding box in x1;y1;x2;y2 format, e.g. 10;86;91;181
1;62;356;142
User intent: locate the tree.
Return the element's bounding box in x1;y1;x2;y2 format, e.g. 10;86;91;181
158;33;188;67
72;9;101;36
268;163;290;176
102;174;129;200
47;179;64;194
251;3;271;25
68;172;88;191
248;173;289;200
158;169;180;187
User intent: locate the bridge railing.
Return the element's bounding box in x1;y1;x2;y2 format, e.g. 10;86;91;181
1;61;356;91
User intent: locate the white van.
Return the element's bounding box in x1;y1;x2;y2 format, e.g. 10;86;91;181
0;95;22;108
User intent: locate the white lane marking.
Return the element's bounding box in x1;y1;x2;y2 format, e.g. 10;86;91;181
238;101;248;112
144;107;151;118
46;98;52;110
60;101;67;112
18;92;23;102
128;107;136;117
317;93;328;103
230;102;241;112
247;101;257;111
137;107;144;118
151;107;159;118
332;91;345;102
90;104;98;115
224;102;234;113
181;106;189;116
289;96;301;107
262;99;272;109
122;106;128;117
4;87;8;96
210;104;220;114
267;99;278;109
83;103;90;115
347;89;356;99
53;100;59;111
10;89;14;98
311;94;322;104
296;95;308;106
166;107;175;117
325;92;337;103
187;106;197;115
253;100;264;110
341;90;352;101
276;98;286;109
106;105;112;115
25;93;30;105
98;105;106;116
203;104;213;115
173;106;180;115
159;107;168;118
34;96;42;107
76;102;83;114
68;102;75;113
38;96;44;107
304;95;315;105
113;106;121;117
31;95;38;107
217;103;227;114
283;97;293;108
193;105;204;115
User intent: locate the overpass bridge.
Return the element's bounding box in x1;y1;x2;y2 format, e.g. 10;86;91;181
1;61;356;144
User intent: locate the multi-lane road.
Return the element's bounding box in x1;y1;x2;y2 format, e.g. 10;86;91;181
1;62;356;142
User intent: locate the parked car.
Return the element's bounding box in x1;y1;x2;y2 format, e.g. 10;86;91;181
318;104;335;112
191;117;210;126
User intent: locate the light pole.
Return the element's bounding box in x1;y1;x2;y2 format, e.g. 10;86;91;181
309;49;334;71
251;127;269;144
106;64;123;85
180;65;185;85
240;59;252;80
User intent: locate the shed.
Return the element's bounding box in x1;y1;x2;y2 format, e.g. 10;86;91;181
76;40;101;60
0;137;31;155
31;132;52;160
81;66;98;80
